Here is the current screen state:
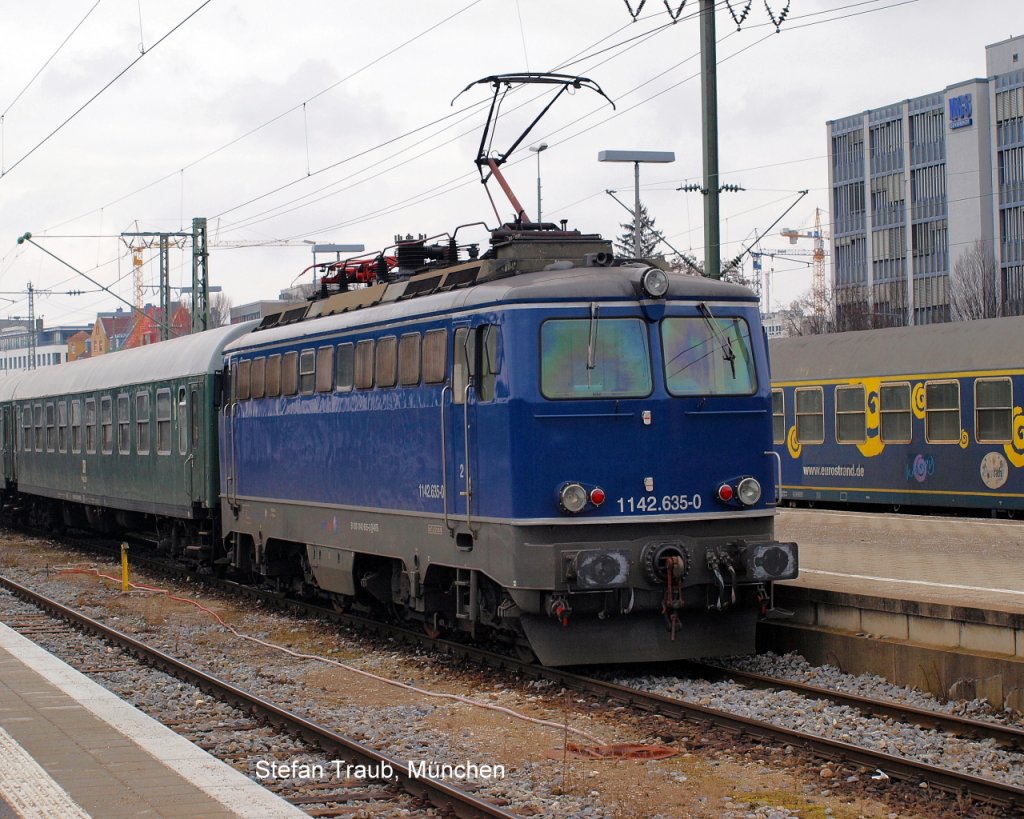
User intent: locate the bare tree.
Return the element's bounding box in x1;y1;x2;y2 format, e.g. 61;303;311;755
784;284;874;335
183;291;234;329
949;239;999;321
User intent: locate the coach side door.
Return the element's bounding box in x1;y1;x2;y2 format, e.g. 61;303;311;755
1;405;12;485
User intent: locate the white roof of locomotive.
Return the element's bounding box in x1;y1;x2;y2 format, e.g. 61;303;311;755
0;321;257;401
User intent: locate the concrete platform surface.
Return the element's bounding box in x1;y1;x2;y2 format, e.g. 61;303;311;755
0;621;304;818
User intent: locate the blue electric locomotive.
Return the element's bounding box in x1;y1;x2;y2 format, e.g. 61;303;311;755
219;227;798;664
770;317;1024;516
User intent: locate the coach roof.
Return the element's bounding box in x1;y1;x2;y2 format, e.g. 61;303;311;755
4;321;257;401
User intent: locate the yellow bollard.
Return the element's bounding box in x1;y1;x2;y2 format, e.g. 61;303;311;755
120;543;130;593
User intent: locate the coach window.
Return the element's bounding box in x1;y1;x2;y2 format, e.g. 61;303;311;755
282;351;299;396
925;381;961;443
34;404;43;452
355;340;374;390
398;333;421;387
794;387;824;444
191;389;200;449
266;354;282;397
251;357;266;399
71;400;82;453
45;402;55;452
299;349;316;394
541;318;652;399
84;399;96;454
376;336;397;388
336;343;354;391
22;406;31;452
422;329;447;384
879;383;912;443
235;359;251;401
118;394;131;454
57;401;67;453
156;389;172;454
316;346;334;392
771;389;785;444
136;392;150;455
100;396;113;454
178;388;188;455
975;378;1012;443
835;385;866;443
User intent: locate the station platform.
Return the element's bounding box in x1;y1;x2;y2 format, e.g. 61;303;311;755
0;622;303;819
763;508;1024;709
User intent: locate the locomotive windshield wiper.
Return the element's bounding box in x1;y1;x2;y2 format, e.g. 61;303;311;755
586;302;599;379
697;302;736;379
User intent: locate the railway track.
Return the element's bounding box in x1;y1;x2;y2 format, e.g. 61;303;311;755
0;574;517;819
9;534;1024;814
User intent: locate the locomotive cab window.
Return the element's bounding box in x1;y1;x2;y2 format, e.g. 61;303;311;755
975;378;1012;442
771;389;785;444
118;394;130;454
100;396;113;454
879;383;911;443
794;387;824;444
835;385;867;443
299;349;316;394
925;380;961;443
661;316;756;396
541;318;652;399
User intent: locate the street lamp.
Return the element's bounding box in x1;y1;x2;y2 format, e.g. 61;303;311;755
529;143;548;224
597;150;675;258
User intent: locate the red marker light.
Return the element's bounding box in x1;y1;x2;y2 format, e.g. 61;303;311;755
717;484;734;502
590;487;606;506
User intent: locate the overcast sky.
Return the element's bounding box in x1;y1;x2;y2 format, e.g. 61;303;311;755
0;0;1013;327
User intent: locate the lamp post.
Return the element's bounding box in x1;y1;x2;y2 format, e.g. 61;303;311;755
529;143;548;223
597;150;675;258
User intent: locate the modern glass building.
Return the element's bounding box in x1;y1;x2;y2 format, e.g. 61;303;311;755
828;35;1024;325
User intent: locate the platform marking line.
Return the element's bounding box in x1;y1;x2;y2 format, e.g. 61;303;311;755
0;726;91;819
799;568;1024;597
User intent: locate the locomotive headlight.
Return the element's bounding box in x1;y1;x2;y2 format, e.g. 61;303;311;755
559;482;588;514
737;477;762;506
640;267;669;299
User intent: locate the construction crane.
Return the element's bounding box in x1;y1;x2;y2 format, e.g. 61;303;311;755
750;247;816;315
781;207;829;315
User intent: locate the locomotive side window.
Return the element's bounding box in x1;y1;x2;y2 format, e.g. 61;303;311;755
282;351;299;396
794;387;824;443
422;329;447;384
71;400;82;453
541;318;652;399
316;347;334;392
355;340;374;389
975;378;1012;442
45;402;55;452
251;357;266;399
266;354;282;397
57;401;67;453
34;404;43;452
156;389;172;454
118;394;131;454
661;317;756;396
771;389;785;444
835;385;866;443
477;325;500;402
100;396;113;454
925;381;961;443
336;343;354;392
84;399;96;454
235;359;251;401
376;336;397;388
453;328;472;404
879;383;912;442
298;349;316;394
398;333;421;386
136;392;150;455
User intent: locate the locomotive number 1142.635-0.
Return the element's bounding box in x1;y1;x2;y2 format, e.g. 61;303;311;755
617;494;702;513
